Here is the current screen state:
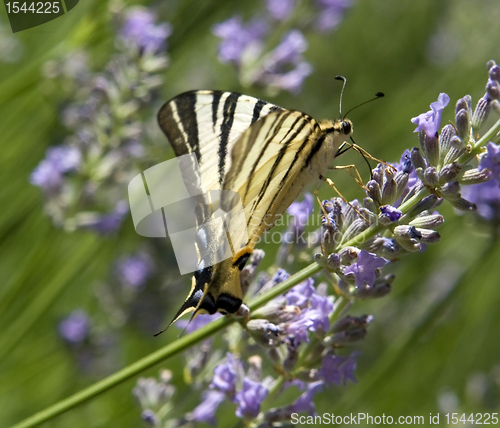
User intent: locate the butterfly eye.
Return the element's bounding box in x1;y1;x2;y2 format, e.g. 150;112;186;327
342;121;352;135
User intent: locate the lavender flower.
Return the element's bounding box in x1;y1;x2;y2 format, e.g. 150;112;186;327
85;201;129;235
479;142;500;182
379;205;403;223
210;353;241;396
212;17;312;94
191;390;225;425
287;193;313;235
320;351;359;386
343;250;388;288
286;278;315;308
133;370;175;424
30;145;81;192
120;7;172;54
316;0;353;33
306;294;333;332
116;252;154;289
234;378;269;419
288;381;323;414
32;5;170;233
58;310;90;344
272;268;290;285
462;179;500;222
212;17;267;65
30;159;64;192
258;30;312;95
411;93;450;137
266;0;296;20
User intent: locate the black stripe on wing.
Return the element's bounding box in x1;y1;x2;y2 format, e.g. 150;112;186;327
247;114;315;225
242;111;293;203
218;93;241;187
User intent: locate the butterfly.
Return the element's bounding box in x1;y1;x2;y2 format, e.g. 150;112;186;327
156;89;354;330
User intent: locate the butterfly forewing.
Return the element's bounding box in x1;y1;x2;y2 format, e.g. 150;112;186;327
158;90;283;194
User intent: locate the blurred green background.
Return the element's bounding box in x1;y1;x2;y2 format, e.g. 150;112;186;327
1;0;500;426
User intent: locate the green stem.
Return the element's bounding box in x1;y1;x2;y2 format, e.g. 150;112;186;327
10;315;234;428
10;261;324;428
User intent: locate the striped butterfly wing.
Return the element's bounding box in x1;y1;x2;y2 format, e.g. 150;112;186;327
157;90;283;193
222;110;325;253
156;91;284;327
156;90;350;328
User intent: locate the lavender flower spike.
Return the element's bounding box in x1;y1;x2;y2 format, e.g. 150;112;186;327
411;93;450;137
288;381;323;414
212;17;266;65
191;390;225;425
287;193;313;234
343;250;388;288
58;310;90;344
120;7;172;54
266;0;295;21
116;252;154;289
210;353;241;397
234;378;269;419
479;142;500;183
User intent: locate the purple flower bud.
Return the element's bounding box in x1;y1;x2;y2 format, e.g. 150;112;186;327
273;268;290;285
316;0;353;32
59;310;90;344
46;145;81;172
307;294;333;332
288;381;323;414
320;351;360;386
343;250;388;288
461;180;500;221
86;200;129;234
379;205;403;223
141;409;158;425
212;17;267;65
266;0;296;20
471;96;491;131
30;159;64;192
191;390;225;425
210;353;241;397
30;145;81;191
411;93;450;137
120;8;172;54
410;147;427;171
287;193;313;234
286;277;315;308
234;378;269;419
479;142;500;183
116;252;154;289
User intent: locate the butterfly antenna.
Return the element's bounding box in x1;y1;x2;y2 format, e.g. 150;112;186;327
335;75;347;117
343;92;384;120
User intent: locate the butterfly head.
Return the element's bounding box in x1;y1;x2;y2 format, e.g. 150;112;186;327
319;118;353;140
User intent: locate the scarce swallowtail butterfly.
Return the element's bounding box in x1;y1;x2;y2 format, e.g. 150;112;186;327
157;89;355;330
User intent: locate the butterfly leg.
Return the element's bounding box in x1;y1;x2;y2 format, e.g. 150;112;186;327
328;164;366;189
319;174;369;222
